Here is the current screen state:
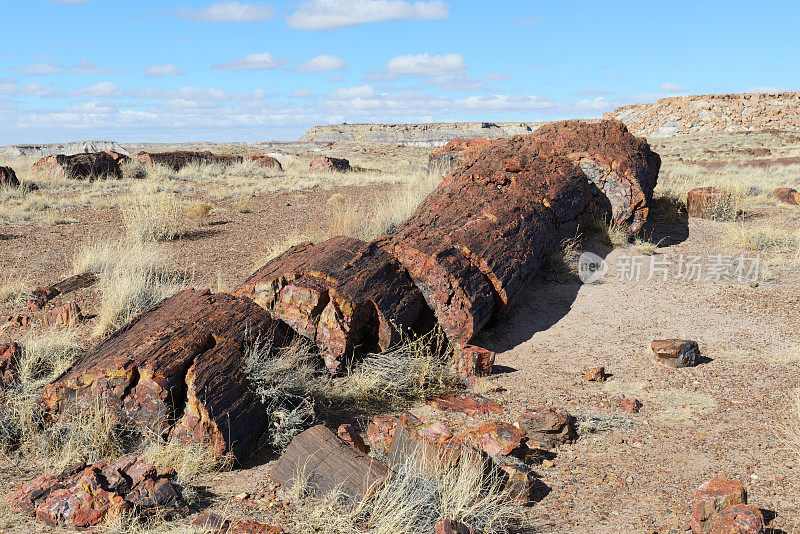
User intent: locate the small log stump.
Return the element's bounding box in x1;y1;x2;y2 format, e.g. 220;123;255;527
687;187;731;219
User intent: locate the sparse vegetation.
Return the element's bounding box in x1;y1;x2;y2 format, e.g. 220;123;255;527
725;224;800;252
0;280;30;303
184;201;213;225
122;194;185;242
544;233;581;283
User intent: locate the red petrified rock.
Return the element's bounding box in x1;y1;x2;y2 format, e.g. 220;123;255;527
388;413;465;468
691;478;748;534
42;303;84;328
515;406;575;450
463;422;527;457
707;504;764;534
272;425;389;503
235;237;425;372
246;154;283;170
531;119;661;232
33;152;129;180
0;342;18;398
367;414;397;454
338;423;369;454
585;366;607;382
135;151;243;171
427;137;490;171
6;457;182;529
453;345;495;382
41;289;292;461
0;166;19;188
192;513;230;532
27;271;97;310
384;135;594;346
428;392;503;416
774;187;800;205
687;187;731;219
3;314;30;328
310;156;351;172
434;518;475;534
652;339;700;368
619;397;643;414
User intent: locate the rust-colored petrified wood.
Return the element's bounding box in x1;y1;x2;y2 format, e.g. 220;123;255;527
382;137;592;345
235;236;425;372
33;152;129;180
531;119;661;232
271;425;389;503
27;271;98;310
41;289;291;460
134;151;243;171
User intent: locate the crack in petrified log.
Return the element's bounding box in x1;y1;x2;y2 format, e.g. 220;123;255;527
235;236;425;372
41;289;292;460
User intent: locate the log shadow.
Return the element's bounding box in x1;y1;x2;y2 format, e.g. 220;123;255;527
178;228;222;241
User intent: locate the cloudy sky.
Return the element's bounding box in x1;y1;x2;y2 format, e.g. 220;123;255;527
1;0;796;143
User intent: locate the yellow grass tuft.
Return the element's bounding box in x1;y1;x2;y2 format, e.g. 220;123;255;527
122;194;185;242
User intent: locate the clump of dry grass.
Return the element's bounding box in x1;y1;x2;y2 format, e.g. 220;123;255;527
544;234;581;283
74;241;190;337
725;224;800;252
184;201;213;225
630;237;662;256
122;194;185;242
294;448;515;534
0;280;31;303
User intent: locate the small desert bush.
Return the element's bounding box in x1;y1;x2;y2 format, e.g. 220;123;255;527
121;159;148;180
294;448;515;534
0;280;30;303
121;194;184;242
74;241;189;337
184;201;213;224
544;234;581;283
140;439;227;505
649;195;686;224
630;237;662;256
583;216;630;248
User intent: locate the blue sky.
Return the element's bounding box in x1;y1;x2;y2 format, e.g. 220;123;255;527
0;0;797;143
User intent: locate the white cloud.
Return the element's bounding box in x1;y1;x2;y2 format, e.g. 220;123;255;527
296;54;348;72
0;80;63;97
178;2;275;23
127;86;236;101
287;0;448;31
72;82;120;98
144;64;185;78
291;88;315;98
213;52;283;71
329;85;376;99
14;59;112;76
385;53;464;75
660;82;685;93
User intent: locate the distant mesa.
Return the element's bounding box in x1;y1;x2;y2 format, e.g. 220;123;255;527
0;140;129;159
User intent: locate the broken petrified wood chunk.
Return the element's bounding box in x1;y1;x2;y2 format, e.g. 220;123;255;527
686;187;731;219
706;504;764;534
691;478;748;534
310;156;351;172
461;422;527;457
271;425;389;503
498;462;536;503
33;152;129;180
385;137;593;345
651;339;700;368
428;392;503;416
366;414;397;455
41;289;291;460
6;457;183;529
42;303;84;328
453;344;495;382
531;119;661;232
515;406;576;450
246;153;283;170
235;236;425;372
585;366;607;382
387;413;464;469
337;423;369;454
27;271;97;310
0;342;18;385
774;187;800;205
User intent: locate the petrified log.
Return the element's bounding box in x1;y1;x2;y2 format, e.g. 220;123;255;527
33;151;128;180
706;504;763;534
310;156;351;172
651;339;700;368
427;137;490;172
387;412;464;469
271;425;389;503
42;302;84;328
6;456;183;529
246;153;283;170
531;119;661;232
0;166;19;188
135;151;243;171
428;392;503;417
691;478;748;534
27;271;97;310
41;289;291;460
235;236;425;372
383;137;592;345
686;187;730;218
515;406;575;450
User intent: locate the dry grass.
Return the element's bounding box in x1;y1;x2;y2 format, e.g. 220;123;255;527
544;233;582;283
74;241;190;337
725;224;800;253
122;194;185;242
0;280;31;303
294;448;515;534
184;201;213;225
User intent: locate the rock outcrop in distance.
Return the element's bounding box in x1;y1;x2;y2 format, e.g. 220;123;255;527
0;140;129;158
605;92;800;137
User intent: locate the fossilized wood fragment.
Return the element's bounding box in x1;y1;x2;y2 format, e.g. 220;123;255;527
41;289;290;460
135;151;243;171
33;151;129;180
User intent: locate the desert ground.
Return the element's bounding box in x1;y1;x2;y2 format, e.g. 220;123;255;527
1;125;799;534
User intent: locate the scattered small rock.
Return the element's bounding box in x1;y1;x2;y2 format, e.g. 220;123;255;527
691;478;747;533
585;366;607;382
652;339;700;368
619;397;643;414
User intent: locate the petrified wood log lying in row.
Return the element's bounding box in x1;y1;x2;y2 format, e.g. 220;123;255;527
235;236;426;372
33;152;129;180
42;289;292;460
134;151;282;172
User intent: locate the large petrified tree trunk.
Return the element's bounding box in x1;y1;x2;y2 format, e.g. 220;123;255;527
135;151;243;171
530;119;661;232
41;289;291;460
235;236;425;372
33;152;129;180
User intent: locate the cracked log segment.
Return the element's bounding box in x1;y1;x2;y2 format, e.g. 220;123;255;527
135;151;243;171
235;236;426;372
530;119;661;232
27;271;97;310
41;288;292;461
381;137;594;346
33;152;129;180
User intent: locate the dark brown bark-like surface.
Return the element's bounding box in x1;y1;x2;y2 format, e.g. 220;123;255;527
33;152;129;180
246;153;283;170
383;138;592;345
271;425;389;502
135;151;243;171
41;289;290;460
0;166;19;188
531;119;661;232
235;236;424;372
27;271;97;310
310;156;351;172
